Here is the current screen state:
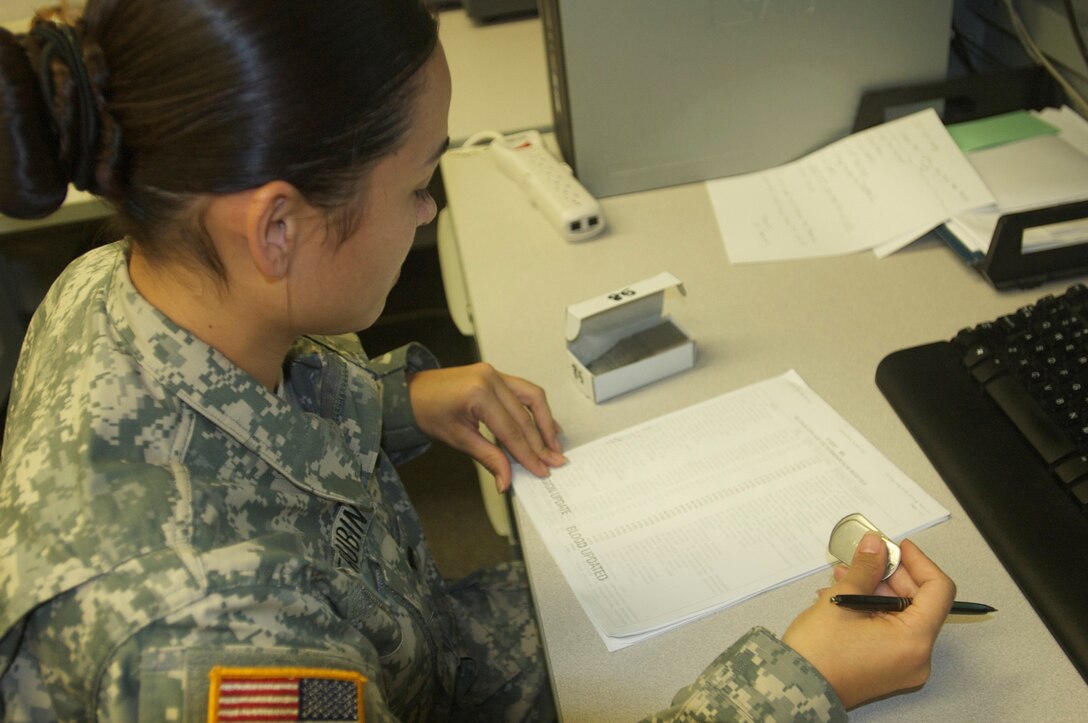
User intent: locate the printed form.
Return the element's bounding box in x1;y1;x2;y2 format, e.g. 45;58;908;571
512;371;949;651
706;108;995;263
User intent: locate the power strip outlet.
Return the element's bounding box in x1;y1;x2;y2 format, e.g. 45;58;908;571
490;130;606;242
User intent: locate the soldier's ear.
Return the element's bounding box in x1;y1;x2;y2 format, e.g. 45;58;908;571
246;181;307;280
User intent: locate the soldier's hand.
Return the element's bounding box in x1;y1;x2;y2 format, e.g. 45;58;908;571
407;364;566;492
781;533;956;709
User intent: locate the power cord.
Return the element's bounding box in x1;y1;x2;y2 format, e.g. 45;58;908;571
461;130;505;148
1061;0;1088;67
1002;0;1088;116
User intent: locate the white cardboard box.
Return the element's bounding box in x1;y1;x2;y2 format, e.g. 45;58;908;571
566;272;695;402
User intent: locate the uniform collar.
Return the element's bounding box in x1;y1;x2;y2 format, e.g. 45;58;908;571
103;245;378;505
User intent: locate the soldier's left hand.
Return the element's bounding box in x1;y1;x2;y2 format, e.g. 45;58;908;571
407;363;566;491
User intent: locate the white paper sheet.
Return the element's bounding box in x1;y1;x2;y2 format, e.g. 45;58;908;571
512;371;949;651
706;109;994;263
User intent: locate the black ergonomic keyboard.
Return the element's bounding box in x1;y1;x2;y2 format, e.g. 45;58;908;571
876;283;1088;683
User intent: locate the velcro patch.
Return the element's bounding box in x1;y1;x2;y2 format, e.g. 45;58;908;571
207;666;366;722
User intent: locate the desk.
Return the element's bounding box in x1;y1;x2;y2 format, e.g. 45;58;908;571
0;188;110;236
437;8;551;144
438;140;1088;720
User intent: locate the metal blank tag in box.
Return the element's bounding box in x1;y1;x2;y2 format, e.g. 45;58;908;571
566;272;694;402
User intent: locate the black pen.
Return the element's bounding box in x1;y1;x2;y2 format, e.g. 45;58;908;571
830;594;997;615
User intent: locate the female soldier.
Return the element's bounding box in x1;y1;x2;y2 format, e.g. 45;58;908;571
0;2;954;720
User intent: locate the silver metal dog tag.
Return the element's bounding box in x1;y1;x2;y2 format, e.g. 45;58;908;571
828;512;901;580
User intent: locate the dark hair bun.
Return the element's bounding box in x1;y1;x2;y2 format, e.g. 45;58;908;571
0;26;69;219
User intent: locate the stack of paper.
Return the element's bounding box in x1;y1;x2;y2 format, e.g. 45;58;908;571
942;106;1088;259
512;371;949;651
706;106;1088;264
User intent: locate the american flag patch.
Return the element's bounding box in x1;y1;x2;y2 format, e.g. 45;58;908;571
207;667;366;722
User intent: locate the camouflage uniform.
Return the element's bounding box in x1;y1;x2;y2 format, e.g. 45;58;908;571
0;243;845;722
640;627;847;722
0;243;549;722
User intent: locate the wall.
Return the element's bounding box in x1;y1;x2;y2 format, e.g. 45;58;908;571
955;0;1088;102
0;1;39;23
0;1;82;24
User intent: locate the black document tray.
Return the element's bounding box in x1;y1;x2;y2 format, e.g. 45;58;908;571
980;200;1088;289
855;67;1088;290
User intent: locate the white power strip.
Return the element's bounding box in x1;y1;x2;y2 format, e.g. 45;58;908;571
467;130;606;242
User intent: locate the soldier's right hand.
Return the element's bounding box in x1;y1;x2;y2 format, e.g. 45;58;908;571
780;533;956;709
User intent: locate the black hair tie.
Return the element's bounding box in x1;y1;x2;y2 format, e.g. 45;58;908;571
30;21;100;192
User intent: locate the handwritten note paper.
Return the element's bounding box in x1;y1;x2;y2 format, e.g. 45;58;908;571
512;371;949;651
706;109;995;263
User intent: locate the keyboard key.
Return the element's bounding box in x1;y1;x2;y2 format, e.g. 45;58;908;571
985;375;1077;464
963;344;992;367
1070;479;1088;508
1055;454;1088;486
971;358;1005;384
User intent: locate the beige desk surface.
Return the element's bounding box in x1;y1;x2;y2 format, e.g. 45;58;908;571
438;143;1088;720
438;8;552;144
0;188;110;235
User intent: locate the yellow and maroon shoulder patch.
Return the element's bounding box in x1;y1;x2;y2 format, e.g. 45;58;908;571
207;666;366;722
